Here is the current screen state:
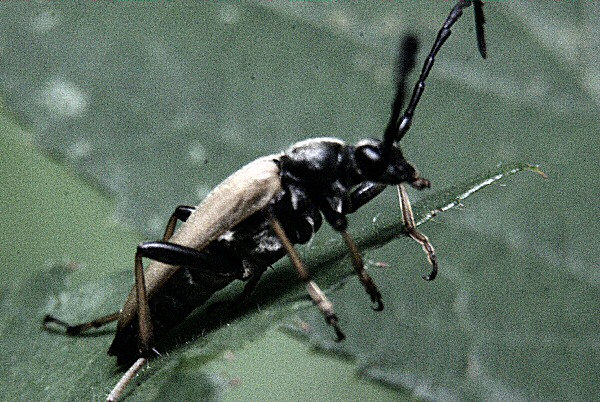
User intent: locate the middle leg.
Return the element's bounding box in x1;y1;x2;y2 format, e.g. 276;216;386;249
270;216;345;341
322;197;385;311
340;230;383;311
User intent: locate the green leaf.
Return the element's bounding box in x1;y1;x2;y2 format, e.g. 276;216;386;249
0;132;544;401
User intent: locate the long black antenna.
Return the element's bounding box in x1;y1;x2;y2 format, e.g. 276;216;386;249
385;0;486;146
473;0;487;59
382;35;419;152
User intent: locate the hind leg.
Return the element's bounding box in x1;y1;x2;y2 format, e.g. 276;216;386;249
42;204;196;336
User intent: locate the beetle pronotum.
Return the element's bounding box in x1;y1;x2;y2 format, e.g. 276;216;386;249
44;1;487;400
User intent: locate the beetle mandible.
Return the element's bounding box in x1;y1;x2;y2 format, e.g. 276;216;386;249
44;1;487;400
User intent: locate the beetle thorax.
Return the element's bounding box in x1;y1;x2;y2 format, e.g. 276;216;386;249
281;137;359;190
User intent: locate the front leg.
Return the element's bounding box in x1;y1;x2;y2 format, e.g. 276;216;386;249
397;184;438;281
349;180;438;281
346;181;386;213
347;173;430;214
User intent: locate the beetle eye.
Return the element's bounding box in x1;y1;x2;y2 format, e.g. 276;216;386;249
355;145;385;179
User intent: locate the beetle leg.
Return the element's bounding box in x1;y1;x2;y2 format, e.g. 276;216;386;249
230;265;267;306
42;247;168;344
43;311;120;335
129;241;239;357
132;241;241;346
43;239;238;339
106;357;147;402
397;184;438;281
103;246;155;402
340;230;384;311
135;241;240;278
133;247;153;355
162;205;196;241
270;216;345;342
108;241;240;402
346;181;387;214
320;198;384;311
132;240;242;322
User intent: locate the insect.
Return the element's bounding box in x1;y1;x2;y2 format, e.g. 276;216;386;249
43;1;487;400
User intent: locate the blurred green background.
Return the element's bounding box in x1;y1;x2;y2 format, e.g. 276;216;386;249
0;1;598;401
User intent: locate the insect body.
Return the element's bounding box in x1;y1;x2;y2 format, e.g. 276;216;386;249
43;1;487;400
108;135;429;365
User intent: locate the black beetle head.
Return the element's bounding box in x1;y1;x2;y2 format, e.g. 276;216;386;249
354;138;422;185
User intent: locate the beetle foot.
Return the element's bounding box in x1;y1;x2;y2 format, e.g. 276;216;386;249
421;249;438;281
43;314;77;335
371;293;384;311
422;264;438;281
326;314;346;342
43;314;65;327
410;176;431;190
